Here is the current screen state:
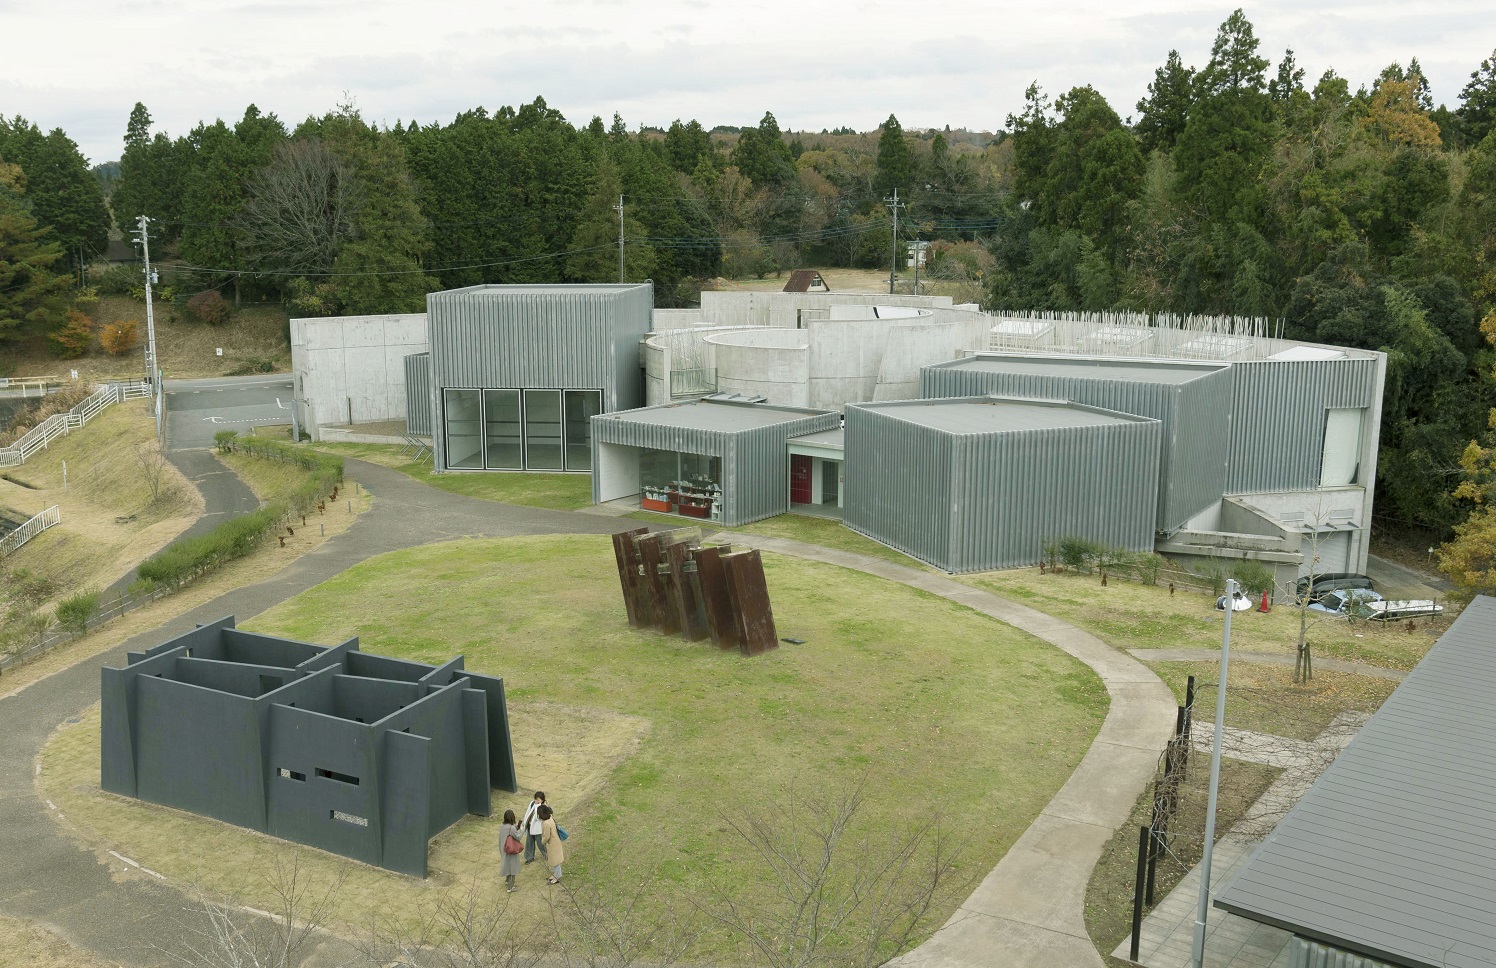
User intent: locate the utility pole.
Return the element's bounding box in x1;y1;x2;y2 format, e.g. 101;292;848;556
884;188;904;294
614;194;625;283
135;215;162;444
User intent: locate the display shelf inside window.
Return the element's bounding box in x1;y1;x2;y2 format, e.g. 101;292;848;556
674;480;721;520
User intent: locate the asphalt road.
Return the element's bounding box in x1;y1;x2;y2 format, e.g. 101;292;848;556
163;374;295;451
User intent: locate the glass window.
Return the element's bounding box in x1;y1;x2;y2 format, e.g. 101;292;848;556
564;390;603;472
640;449;678;492
483;390;522;469
443;389;482;469
524;389;563;470
679;452;721;489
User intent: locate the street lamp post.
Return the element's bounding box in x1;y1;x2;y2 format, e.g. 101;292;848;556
1191;577;1237;967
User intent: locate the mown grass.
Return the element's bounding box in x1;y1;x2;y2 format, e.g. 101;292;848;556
45;534;1107;959
315;442;593;511
625;509;934;571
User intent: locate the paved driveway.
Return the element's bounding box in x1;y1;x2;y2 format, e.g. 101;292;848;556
163;375;295;450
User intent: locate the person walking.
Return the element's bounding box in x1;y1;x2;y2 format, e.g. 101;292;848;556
521;791;546;864
497;809;524;893
538;804;565;884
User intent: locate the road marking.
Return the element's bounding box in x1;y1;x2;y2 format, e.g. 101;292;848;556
108;850;140;869
45;799;55;810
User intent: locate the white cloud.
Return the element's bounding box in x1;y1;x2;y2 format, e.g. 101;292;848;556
0;0;1491;163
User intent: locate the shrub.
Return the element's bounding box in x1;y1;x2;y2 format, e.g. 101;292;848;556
213;430;239;452
1230;560;1277;598
95;264;138;296
72;286;101;311
100;319;142;355
55;590;100;635
186;289;231;325
48;309;95;358
1058;536;1103;572
1133;553;1164;586
1192;560;1230;596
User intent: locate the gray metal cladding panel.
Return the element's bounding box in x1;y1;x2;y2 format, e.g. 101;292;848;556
428;289;648;412
947;421;1160;572
1215;597;1496;968
1289;937;1398;968
405;353;432;436
844;407;955;569
921;365;1223;532
728;413;840;525
266;704;382;866
611;285;654;411
1228;359;1378;493
592;421;729;460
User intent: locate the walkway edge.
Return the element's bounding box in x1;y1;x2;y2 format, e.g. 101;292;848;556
717;532;1178;968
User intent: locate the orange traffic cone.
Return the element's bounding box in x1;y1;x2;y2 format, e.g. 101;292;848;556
1259;591;1271;613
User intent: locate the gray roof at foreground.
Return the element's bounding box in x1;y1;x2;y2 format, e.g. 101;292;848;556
1215;595;1496;968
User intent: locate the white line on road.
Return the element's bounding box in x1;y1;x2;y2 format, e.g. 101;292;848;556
108;850;141;869
45;799;55;810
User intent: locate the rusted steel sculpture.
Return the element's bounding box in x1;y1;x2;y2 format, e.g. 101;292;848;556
611;529;778;656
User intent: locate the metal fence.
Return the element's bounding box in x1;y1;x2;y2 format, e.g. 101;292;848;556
0;381;151;468
0;505;60;558
0;583;175;672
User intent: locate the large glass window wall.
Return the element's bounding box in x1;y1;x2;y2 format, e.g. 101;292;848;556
639;449;723;520
442;387;601;472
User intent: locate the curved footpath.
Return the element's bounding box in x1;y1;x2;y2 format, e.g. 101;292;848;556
0;461;1176;968
719;534;1178;968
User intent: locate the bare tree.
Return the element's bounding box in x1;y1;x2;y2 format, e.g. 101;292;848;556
548;859;701;968
701;778;968;968
164;855;348;968
238;138;360;275
134;440;171;506
362;877;546;968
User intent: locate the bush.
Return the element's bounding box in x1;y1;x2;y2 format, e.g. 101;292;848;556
1230;560;1276;598
55;590;100;635
1058;536;1103;572
1192;560;1230;596
72;286;101;312
186;289;231;325
95;264;138;296
100;319;142;355
213;430;239;452
1133;553;1164;586
135;441;344;588
48;309;95;358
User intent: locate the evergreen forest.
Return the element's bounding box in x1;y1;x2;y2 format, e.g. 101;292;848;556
5;10;1496;574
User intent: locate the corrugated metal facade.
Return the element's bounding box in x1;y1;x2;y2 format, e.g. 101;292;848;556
426;284;653;472
1227;358;1380;492
1288;938;1396;968
920;359;1231;533
590;409;840;526
845;400;1161;573
404;353;432;436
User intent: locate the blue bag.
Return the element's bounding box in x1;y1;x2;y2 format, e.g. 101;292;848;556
557;825;569;841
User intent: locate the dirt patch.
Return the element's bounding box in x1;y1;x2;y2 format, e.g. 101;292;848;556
0;915;120;968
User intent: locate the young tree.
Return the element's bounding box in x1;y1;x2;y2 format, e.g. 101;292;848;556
1458;49;1496;144
874;113;913;200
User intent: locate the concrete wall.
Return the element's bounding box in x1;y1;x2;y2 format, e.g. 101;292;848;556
291;314;428;439
706;329;811;407
698;291;956;328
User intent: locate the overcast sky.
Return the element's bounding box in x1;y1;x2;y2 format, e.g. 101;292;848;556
2;0;1492;165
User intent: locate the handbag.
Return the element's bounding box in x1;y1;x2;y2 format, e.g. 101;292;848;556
557;825;569;841
503;833;523;855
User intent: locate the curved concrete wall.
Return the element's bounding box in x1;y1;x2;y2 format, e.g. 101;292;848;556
705;329;811;407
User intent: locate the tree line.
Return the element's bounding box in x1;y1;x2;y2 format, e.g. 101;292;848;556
4;9;1496;549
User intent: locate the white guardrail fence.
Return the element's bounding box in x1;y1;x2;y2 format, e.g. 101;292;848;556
0;380;151;469
0;504;60;557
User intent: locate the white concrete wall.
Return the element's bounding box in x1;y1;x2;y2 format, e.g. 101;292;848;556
291;313;428;437
698;291;956;328
596;442;641;502
708;329;812;408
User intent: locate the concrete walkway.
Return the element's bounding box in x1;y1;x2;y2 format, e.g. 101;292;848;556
1131;648;1408;682
718;533;1179;968
1115;714;1367;968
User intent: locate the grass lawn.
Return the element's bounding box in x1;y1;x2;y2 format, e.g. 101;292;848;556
625;509;934;571
315;442;592;511
43;534;1107;960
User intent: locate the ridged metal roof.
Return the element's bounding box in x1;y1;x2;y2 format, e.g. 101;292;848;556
1216;595;1496;968
937;354;1227;385
597;399;831;432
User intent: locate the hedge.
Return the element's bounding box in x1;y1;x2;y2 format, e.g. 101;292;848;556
136;438;344;589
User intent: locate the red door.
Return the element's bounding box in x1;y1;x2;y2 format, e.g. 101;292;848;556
790;455;812;504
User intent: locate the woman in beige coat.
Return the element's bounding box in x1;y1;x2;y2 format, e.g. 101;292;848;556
538;804;565;884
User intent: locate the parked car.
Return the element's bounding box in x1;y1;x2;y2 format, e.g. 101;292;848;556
1307;588;1384;617
1295;572;1374;603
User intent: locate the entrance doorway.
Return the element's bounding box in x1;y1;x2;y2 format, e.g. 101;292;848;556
790;455;813;504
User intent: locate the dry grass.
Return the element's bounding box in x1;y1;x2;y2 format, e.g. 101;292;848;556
962;567;1447;672
712;266;972;299
1;402;199;607
40;533;1108;956
0;296;291;382
0;464;370;698
0;915;120;968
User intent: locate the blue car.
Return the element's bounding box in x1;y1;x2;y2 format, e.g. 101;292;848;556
1306;588;1385;617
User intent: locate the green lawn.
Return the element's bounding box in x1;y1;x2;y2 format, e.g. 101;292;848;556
47;534;1108;961
627;509;933;570
314;442;592;510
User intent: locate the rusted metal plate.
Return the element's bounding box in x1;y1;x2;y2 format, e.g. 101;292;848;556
636;534;677;634
693;545;738;650
723;550;778;656
666;540;708;641
611;528;649;627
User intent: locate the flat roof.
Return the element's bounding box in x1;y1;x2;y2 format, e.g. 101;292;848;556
597;399;832;433
936;354;1227;386
1216;596;1496;968
790;428;845;449
853;397;1150;434
433;284;649;297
